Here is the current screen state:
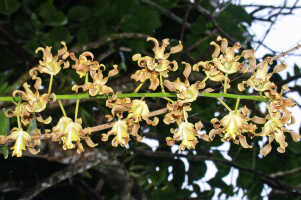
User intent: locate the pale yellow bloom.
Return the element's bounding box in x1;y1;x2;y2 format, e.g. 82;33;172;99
52;117;97;153
166;121;208;151
128;100;150;122
30;41;69;77
8;128;31;157
131;37;181;90
61;122;82;150
102;120;130;147
210;106;255;148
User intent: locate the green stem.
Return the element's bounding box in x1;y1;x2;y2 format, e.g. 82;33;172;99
217;97;232;112
159;73;165;93
17;103;21;129
224;73;228;93
85;73;89;84
58;100;67;117
0;92;268;102
134;82;144;93
235;98;240;111
74;97;80;121
48;75;54;94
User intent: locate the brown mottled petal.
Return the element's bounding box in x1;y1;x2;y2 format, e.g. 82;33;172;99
166;137;174;146
69;52;77;61
101;133;109;142
0;136;8;144
49;93;56;102
101;85;114;94
242;49;254;59
28;147;40;155
260;143;272;157
240;65;249;73
273;62;286;73
277;146;285;153
131;69;150;83
192;63;201;71
282;84;290;92
275;132;288;151
88;88;98;96
5;108;15;118
288;131;300;142
37;115;52;124
33;77;42;91
170;41;183;55
195;121;203;130
132;54;141;62
238;82;245;91
108;65;119;77
169;60;178;71
58;41;67;56
238;135;252;148
251;116;266;124
210;118;219;125
136;135;143;142
286;98;296;107
149;74;159;90
85;136;98;147
76;141;85;154
210;41;220;58
29;67;39;79
290;115;295;125
199;133;210;142
150;117;159;126
242;49;256;70
204;88;214;93
12;90;26;99
81;51;94;60
218;36;228;53
72;84;87;93
163;113;175;125
241;106;250;116
182;61;192;80
163;80;176;92
209;129;220;140
281;110;292;124
147;37;159;52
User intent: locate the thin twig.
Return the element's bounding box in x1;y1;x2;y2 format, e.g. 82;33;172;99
71;32;149;52
138;0;191;28
255;0;287;51
270;166;301;178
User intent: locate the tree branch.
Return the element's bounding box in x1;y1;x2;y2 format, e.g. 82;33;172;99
135;149;301;196
18;150;120;200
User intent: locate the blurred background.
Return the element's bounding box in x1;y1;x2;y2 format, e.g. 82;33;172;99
0;0;301;199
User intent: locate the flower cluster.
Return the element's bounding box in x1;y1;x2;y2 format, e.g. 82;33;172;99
0;36;299;158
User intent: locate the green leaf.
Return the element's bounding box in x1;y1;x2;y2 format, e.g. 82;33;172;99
68;6;91;22
0;109;9;159
172;159;186;189
121;6;161;34
38;0;68;26
154;0;180;9
188;161;207;184
46;27;73;44
216;4;252;41
0;0;20;15
294;64;300;75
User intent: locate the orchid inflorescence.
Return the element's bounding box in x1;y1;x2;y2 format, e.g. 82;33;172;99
0;36;299;158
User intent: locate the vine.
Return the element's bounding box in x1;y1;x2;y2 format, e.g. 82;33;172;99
0;37;299;157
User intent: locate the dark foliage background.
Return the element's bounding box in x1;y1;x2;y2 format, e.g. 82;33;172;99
0;0;301;199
